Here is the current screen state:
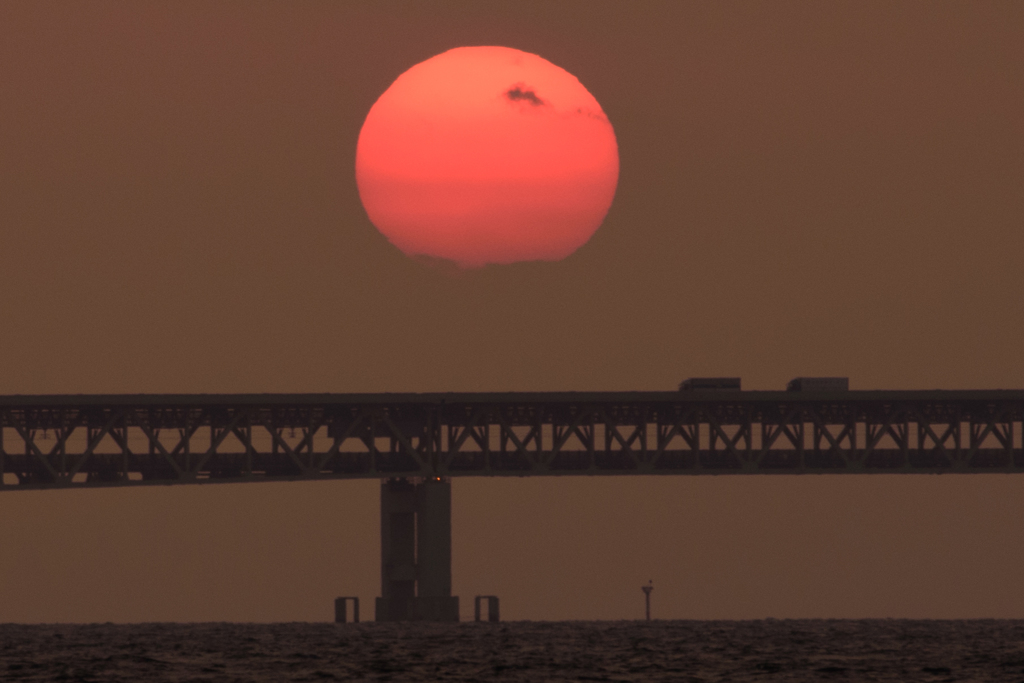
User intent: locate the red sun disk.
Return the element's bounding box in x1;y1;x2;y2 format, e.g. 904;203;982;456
356;46;619;267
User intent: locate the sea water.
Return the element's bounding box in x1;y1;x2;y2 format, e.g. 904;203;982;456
3;619;1024;681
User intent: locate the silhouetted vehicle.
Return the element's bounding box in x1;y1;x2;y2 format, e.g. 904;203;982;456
679;377;741;391
786;377;849;392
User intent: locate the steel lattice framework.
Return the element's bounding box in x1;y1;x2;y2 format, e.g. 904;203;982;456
1;391;1023;490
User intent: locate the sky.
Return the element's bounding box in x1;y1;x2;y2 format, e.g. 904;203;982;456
1;0;1023;622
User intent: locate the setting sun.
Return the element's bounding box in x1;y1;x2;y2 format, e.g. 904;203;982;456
356;46;619;267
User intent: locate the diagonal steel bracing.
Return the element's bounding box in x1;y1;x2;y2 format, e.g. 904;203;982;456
0;390;1022;490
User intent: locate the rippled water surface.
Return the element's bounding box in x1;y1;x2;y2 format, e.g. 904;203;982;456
3;620;1024;682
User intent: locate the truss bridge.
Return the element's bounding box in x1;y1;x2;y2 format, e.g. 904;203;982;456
2;391;1022;487
3;390;1023;621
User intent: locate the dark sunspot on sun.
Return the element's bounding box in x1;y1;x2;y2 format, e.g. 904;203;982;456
505;84;545;106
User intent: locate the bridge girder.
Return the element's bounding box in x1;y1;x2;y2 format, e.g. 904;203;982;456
1;391;1022;490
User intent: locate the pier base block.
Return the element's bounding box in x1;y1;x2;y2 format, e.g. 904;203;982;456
375;596;460;622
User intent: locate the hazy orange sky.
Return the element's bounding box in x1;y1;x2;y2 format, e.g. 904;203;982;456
1;1;1023;622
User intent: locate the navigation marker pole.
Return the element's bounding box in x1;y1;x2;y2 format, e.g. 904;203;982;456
642;580;653;621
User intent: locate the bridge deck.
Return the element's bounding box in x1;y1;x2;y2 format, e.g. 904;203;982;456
2;391;1023;489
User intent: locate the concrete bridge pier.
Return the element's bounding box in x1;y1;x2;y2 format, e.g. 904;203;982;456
375;477;459;621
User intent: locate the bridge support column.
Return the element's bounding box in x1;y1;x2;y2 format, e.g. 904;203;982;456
415;477;458;620
375;477;459;621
